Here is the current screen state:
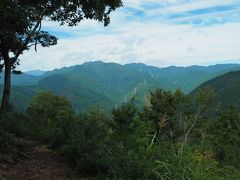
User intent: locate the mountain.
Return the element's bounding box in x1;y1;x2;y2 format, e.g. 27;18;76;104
36;61;176;110
0;70;45;86
1;61;240;111
125;63;240;93
9;86;41;111
191;70;240;107
0;73;41;86
4;61;174;111
25;70;45;76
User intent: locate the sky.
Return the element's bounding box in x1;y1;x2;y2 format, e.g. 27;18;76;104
21;0;240;71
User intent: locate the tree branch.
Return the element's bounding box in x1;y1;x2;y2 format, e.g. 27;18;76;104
11;21;41;64
184;108;201;143
35;21;42;52
11;13;46;65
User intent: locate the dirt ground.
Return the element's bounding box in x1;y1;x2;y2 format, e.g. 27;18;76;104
2;146;77;180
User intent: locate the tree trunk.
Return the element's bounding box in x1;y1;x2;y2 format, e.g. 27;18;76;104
0;63;11;113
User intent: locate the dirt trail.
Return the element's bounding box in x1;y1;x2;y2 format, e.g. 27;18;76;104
3;146;77;180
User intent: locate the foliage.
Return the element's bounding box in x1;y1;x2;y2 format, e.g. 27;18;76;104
60;107;111;176
191;70;240;107
1;88;240;179
0;111;29;138
210;105;240;168
140;89;188;141
108;101;150;179
27;91;75;148
138;88;237;179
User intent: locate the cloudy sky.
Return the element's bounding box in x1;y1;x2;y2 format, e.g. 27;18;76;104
21;0;240;71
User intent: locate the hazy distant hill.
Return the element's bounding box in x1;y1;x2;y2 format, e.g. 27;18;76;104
0;73;41;86
125;63;240;93
25;70;46;76
191;70;240;107
1;61;240;111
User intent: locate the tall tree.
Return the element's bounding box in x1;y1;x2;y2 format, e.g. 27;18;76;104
0;0;122;113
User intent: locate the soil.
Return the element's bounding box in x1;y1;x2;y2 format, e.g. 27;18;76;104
2;146;78;180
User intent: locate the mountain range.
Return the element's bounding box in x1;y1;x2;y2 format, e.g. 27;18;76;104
1;61;240;111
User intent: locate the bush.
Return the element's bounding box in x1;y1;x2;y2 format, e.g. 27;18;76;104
61;102;151;179
210;105;240;168
140;88;189;142
27;91;75;148
107;101;150;179
61;107;110;176
0;111;30;138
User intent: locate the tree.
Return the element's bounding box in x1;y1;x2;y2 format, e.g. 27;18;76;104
112;99;136;134
0;0;122;113
110;100;149;178
140;88;188;141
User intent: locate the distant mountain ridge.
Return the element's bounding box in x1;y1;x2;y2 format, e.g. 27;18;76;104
25;70;46;76
125;63;240;92
1;61;240;111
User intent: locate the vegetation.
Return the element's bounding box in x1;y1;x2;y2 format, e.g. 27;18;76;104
1;87;240;179
192;70;240;107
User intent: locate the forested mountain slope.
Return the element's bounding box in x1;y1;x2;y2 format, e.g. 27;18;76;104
126;63;240;92
1;61;240;111
191;70;240;107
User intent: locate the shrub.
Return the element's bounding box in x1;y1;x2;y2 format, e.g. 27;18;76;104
210;105;240;168
27;91;75;148
61;107;111;176
107;101;150;179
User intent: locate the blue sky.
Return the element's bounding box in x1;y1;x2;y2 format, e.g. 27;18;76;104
21;0;240;70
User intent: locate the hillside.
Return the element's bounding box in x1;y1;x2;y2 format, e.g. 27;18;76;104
1;61;240;111
25;70;46;76
0;73;41;86
191;70;240;107
126;63;240;93
4;61;174;111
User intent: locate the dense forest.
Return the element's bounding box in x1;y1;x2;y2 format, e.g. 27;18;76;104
1;80;240;179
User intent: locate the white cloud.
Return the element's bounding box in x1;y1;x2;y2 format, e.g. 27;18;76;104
20;21;240;70
162;0;236;13
18;1;240;70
